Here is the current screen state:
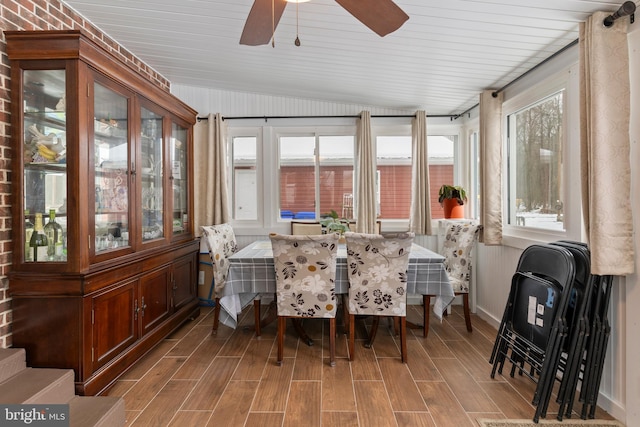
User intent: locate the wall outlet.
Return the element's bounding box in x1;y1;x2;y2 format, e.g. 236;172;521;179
198;270;205;285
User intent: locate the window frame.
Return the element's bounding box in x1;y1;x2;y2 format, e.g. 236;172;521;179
371;121;464;229
227;126;264;232
501;64;581;248
272;125;356;223
225;118;468;235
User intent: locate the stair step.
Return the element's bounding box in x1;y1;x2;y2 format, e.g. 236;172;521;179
0;367;75;404
0;348;26;383
68;395;125;427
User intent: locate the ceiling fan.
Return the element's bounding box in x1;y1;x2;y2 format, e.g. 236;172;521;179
240;0;409;46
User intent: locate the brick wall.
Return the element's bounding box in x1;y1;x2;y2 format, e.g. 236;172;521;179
0;0;171;348
279;164;454;219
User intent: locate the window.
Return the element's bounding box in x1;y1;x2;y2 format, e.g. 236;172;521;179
319;136;354;218
278;133;354;220
376;136;412;219
226;120;466;233
374;133;456;220
507;91;565;231
427;135;456;219
231;133;259;221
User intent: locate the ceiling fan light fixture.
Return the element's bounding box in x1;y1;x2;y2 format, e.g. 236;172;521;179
240;0;409;46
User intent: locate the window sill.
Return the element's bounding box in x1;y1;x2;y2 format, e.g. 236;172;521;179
501;227;574;251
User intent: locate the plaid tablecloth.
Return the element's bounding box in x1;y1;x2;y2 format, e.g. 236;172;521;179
219;240;454;328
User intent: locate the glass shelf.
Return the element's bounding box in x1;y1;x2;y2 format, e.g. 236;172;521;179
23;69;67;263
93;81;130;255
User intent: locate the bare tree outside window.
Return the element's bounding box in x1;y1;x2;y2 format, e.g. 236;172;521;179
508;91;565;231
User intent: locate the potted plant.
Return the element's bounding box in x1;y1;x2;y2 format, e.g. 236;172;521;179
320;210;349;240
438;185;467;219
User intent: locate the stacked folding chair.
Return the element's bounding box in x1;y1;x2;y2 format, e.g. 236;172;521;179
489;243;576;422
489;241;615;422
580;272;613;419
545;241;594;421
534;241;614;421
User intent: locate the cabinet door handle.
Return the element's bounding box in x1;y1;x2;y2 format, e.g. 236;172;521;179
141;296;147;317
134;299;139;320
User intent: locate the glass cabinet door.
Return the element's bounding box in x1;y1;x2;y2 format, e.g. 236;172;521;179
93;82;130;253
171;123;189;235
140;107;164;242
23;69;67;263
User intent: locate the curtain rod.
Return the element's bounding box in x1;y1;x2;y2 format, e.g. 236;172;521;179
491;38;579;98
450;37;580;120
196;113;457;122
197;36;579;124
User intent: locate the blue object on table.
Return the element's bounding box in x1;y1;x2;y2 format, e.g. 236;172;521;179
294;211;316;219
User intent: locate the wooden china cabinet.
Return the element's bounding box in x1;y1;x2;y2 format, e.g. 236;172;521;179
6;30;200;395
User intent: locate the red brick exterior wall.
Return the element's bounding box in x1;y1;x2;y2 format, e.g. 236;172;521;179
0;0;171;348
280;164;453;219
430;164;454;218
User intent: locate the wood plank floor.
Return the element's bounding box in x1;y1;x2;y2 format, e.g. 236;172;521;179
104;304;616;426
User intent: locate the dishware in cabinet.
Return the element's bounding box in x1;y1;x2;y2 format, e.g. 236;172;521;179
92;77;132;256
139;103;166;244
22;68;68;264
171;121;190;236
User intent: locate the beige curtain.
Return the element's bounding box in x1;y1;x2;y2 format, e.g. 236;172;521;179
193;113;229;236
479;90;503;245
355;111;377;233
579;12;634;275
409;110;432;235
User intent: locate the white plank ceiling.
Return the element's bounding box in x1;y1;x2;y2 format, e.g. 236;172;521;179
63;0;633;115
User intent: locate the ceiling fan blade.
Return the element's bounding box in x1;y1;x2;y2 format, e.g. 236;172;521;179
240;0;288;46
335;0;409;37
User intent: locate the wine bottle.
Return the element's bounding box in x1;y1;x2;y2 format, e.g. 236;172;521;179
29;213;48;262
24;209;34;262
44;209;64;261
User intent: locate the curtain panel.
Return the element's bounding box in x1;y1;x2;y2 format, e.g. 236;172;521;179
355;111;377;234
409;110;432;235
193;113;230;235
579;12;634;275
479;90;503;245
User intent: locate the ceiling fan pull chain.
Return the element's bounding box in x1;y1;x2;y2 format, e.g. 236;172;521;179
295;1;301;46
271;0;275;47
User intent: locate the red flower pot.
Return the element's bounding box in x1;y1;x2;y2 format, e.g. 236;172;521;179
443;198;464;219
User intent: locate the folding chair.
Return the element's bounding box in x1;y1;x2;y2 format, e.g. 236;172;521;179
489;243;576;422
552;241;614;420
580;273;613;419
545;241;594;420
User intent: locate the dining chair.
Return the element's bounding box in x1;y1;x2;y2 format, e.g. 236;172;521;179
344;231;414;363
422;222;479;337
347;220;381;234
269;232;340;366
290;220;323;235
200;223;239;334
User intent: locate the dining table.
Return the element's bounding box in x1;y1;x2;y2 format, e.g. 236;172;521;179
217;239;456;333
